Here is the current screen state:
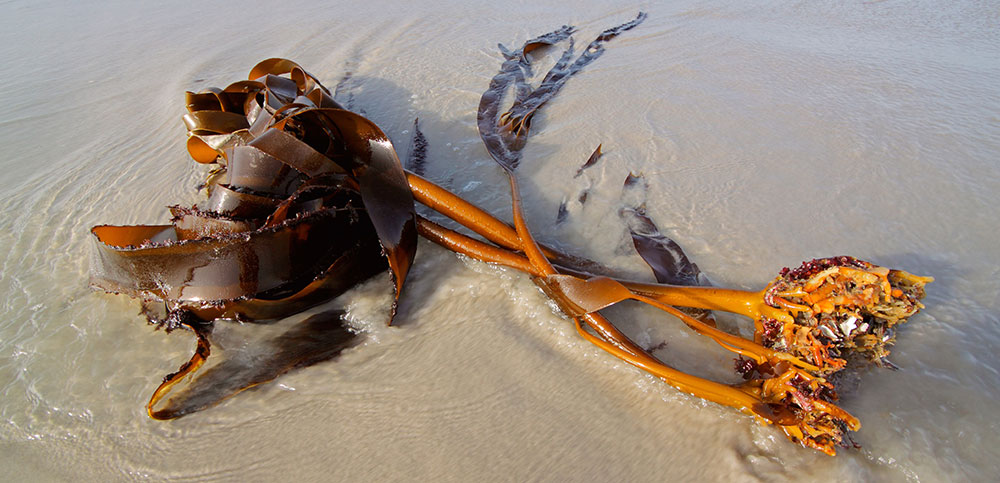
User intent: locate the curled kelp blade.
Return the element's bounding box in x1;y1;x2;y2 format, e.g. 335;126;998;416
90;190;383;313
213;243;386;321
93;59;418;316
89;58;422;419
147;309;359;419
479;26;575;169
180;60;417;318
136;233;384;419
281;107;418;311
477;13;645;171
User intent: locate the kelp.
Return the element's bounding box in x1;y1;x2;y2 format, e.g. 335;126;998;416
91;59;416;417
478;13;647;171
406;118;429;176
758;257;931;373
90;13;931;456
574;144;604;178
620;173;715;325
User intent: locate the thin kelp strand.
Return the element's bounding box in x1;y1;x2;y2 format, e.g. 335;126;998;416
406;118;429;176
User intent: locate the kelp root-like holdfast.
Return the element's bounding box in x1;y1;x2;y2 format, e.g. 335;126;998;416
89;13;931;456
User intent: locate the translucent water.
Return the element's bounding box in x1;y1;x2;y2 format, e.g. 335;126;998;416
2;1;998;480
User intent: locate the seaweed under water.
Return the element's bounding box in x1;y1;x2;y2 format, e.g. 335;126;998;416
89;13;931;456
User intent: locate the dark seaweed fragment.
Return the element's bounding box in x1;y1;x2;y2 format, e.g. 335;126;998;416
621;206;705;287
574;144;603;178
407;118;429;176
556;201;569;224
619;173;715;324
619;173;705;287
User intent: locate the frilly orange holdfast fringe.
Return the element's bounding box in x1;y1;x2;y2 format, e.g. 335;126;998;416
90;13;931;455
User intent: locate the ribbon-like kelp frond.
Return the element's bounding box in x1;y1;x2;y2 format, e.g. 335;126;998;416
91;59;417;417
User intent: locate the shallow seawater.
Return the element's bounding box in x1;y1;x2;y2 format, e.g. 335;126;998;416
2;0;998;480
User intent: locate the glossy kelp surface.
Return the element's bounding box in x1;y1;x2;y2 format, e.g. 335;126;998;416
90;59;417;418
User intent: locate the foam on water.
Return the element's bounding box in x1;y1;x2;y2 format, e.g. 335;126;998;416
2;0;998;480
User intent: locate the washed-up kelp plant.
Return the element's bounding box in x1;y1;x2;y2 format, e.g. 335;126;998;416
90;13;931;456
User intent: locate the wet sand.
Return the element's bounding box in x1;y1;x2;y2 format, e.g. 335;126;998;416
1;1;999;480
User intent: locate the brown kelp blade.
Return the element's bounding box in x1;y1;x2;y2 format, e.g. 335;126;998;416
91;59;419;419
620;173;715;324
180;58;416;310
234;61;413;313
499;13;647;143
282;107;418;311
477;13;646;171
90;190;382;310
147;309;359;419
620;173;708;288
478;25;574;170
136;231;384;419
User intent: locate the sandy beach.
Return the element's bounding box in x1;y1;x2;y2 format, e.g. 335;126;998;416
1;1;999;480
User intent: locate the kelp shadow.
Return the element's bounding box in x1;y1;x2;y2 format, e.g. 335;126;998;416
151;309;360;418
